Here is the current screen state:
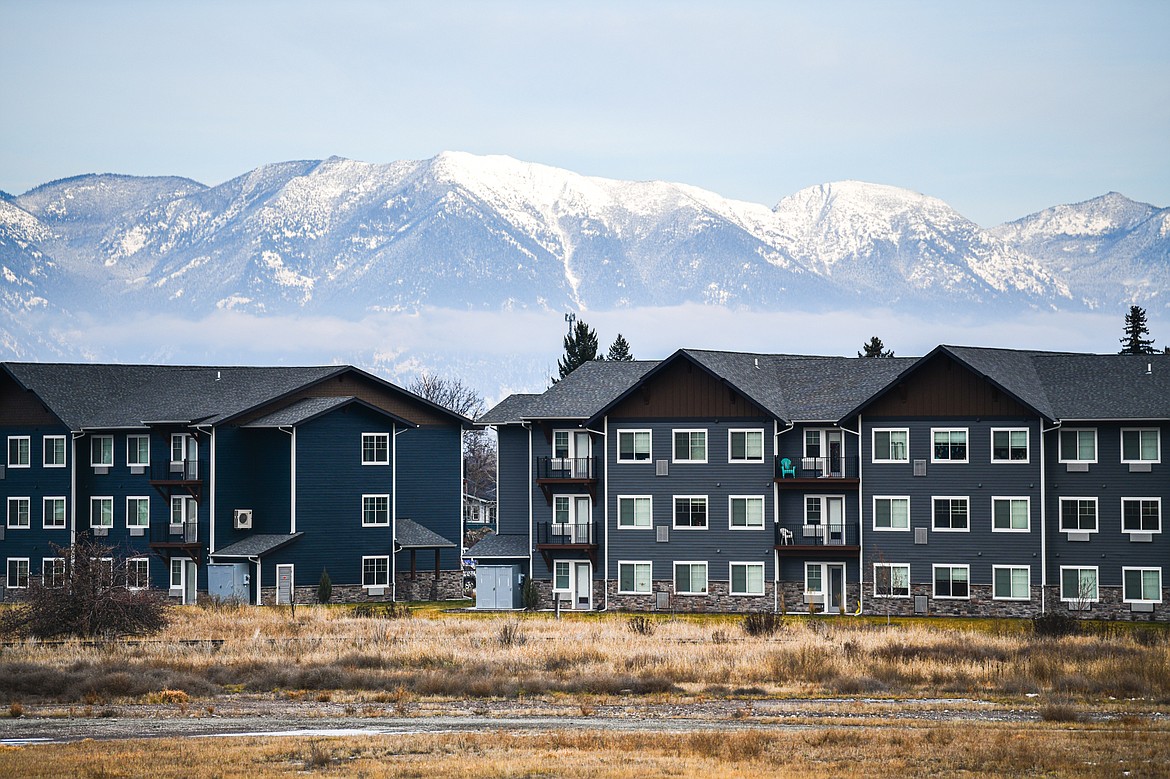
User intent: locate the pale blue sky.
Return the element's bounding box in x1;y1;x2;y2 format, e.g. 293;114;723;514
2;0;1167;226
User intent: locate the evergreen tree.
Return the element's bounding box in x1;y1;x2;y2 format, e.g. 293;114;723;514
1119;305;1157;355
607;333;634;361
858;336;894;358
556;318;601;380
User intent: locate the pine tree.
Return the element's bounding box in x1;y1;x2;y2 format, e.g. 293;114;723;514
858;336;894;358
1119;305;1157;355
607;333;634;361
556;318;601;380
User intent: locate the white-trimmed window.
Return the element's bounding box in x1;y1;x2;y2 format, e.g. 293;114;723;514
362;556;390;588
169;558;186;590
617;496;652;529
932;497;969;531
170;495;196;526
933;564;970;598
126;435;150;467
42;497;66;529
1123;567;1162;603
991;428;1029;463
992;497;1030;532
931;428;968;463
7;436;30;468
993;566;1030;600
1059;429;1097;463
127;558;150;590
873;496;909;530
729;496;765;530
617;561;652;594
874;563;910;597
728;429;764;462
553;561;571;591
1122;498;1161;533
43;435;66;467
6;497;30;529
805;563;823;599
1121;429;1160;463
673;562;708;595
616;430;652;462
673;496;708;529
362;494;390;526
6;558;29;589
170;433;191;463
672;430;707;463
91;435;113;467
872;428;909;463
1059;497;1097;532
126;496;150;528
361;433;390;465
1060;566;1098;603
42;557;65;588
730;562;765;596
90;496;113;528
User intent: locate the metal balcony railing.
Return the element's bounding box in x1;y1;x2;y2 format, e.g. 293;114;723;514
151;458;200;482
535;521;598;545
536;456;596;480
774;522;858;547
775;455;858;480
151;519;199;545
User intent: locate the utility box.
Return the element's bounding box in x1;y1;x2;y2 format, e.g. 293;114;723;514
208;563;250;604
475;565;523;610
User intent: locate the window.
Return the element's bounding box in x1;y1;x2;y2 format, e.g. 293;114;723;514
42;497;66;529
992;497;1030;532
361;433;389;465
91;497;113;528
618;561;652;594
6;497;30;529
730;562;765;596
932;497;969;531
1121;429;1160;463
933;564;970;598
169;559;185;589
91;435;113;467
873;497;909;530
552;430;570;459
672;429;706;463
42;558;65;588
728;429;764;462
362;494;390;526
127;558;150;590
874;563;910;597
362;556;389;588
729;496;765;529
126;497;150;528
1122;498;1161;533
553;561;571;591
1059;498;1097;532
170;433;189;463
991;429;1029;462
6;558;29;589
1123;568;1162;603
1060;566;1098;602
872;429;909;463
7;436;30;468
805;564;823;597
1059;429;1096;463
931;429;968;462
43;435;66;467
617;496;652;529
126;435;150;466
617;430;651;462
673;496;708;529
673;562;708;595
170;495;196;525
993;566;1030;600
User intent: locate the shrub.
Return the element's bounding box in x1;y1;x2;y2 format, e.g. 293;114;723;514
498;621;526;647
1033;612;1080;638
742;611;782;637
627;616;656;636
1040;702;1081;722
317;569;333;605
522;577;541;611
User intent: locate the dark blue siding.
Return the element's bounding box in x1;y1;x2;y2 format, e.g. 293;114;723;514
496;425;530;537
396;425;463;572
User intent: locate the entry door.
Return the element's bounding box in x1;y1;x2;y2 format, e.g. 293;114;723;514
573;496;591;543
826;431;843;476
276;564;295;605
573;562;592;610
572;431;591;477
826;564;845;614
826;497;845;543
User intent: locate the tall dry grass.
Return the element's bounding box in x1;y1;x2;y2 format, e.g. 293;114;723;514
2;605;1169;702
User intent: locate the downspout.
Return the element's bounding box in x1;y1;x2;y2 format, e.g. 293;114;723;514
393;424;407;602
1040;418;1061;615
459;426;466;563
248;555;261;606
70;431;83;549
207;427;216;555
857;414;864;615
601;416;609;612
278;427;295;533
774;420;794;614
523;422;534;582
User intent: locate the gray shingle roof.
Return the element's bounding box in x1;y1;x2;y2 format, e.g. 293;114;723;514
396;517;456;549
466;532;530;558
477;393;542;424
1031;352;1170;419
477;360;658;423
242;396;415;428
212;533;303;558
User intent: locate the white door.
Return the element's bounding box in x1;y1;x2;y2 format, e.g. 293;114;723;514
826;497;845;543
573;431;591;477
573;562;592;610
276;564;294;605
573;496;591;542
185;561;197;604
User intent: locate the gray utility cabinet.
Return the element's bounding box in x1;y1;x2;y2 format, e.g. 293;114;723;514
207;563;251;604
475;565;523;609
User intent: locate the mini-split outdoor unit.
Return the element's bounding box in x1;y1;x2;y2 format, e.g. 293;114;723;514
233;509;253;529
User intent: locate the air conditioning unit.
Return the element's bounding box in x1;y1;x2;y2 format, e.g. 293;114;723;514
233;509;253;529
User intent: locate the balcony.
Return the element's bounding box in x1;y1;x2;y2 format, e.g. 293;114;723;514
148;519;203;564
774;521;859;556
149;459;203;502
535;521;599;567
775;455;859;488
535;457;597;503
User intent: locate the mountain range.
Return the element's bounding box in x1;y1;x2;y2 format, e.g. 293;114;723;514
1;151;1167;363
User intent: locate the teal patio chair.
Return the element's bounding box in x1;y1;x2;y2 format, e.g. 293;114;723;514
779;457;797;478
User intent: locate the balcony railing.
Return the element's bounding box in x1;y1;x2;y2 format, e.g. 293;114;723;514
151;519;199;545
536;457;596;480
775;521;858;548
151;459;200;482
535;521;598;546
775;455;858;480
